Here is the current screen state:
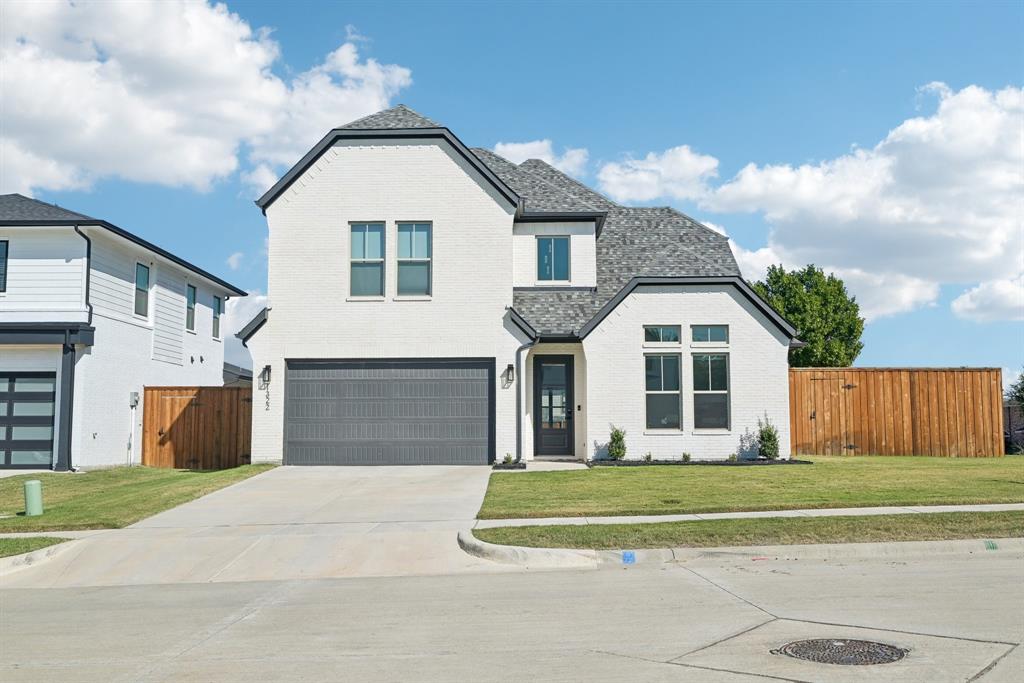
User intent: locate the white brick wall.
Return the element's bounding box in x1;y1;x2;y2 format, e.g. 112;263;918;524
583;284;791;461
512;222;597;287
248;140;527;463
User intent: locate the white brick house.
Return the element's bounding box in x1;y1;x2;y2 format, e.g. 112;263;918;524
0;194;245;470
241;105;798;465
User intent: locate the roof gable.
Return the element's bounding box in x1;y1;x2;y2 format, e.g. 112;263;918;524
340;104;441;129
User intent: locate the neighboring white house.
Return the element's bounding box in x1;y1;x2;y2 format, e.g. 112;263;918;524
0;194;245;470
241;105;799;465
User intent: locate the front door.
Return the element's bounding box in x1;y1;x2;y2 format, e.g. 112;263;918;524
533;355;574;456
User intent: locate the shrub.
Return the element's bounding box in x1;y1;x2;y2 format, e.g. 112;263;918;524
608;426;627;460
757;413;780;460
727;453;737;463
643;452;653;463
502;453;514;464
680;452;691;463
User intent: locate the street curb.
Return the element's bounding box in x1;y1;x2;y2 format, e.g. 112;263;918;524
457;530;597;569
461;533;1024;569
0;538;80;577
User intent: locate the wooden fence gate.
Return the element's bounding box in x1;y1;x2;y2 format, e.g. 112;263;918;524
789;368;1004;457
143;386;252;469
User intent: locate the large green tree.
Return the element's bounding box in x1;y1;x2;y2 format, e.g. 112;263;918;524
753;264;864;367
1006;369;1024;405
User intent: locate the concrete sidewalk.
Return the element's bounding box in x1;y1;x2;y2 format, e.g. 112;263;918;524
474;502;1024;528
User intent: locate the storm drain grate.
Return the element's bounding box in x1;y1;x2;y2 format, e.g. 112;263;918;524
771;639;908;665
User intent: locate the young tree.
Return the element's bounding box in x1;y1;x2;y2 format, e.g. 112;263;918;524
1006;369;1024;405
753;264;864;367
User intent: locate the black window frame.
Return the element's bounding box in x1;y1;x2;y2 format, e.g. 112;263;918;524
186;284;197;332
644;353;682;430
536;235;571;282
692;353;730;430
0;240;8;292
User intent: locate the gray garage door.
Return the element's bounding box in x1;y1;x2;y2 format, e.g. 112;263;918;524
284;359;494;465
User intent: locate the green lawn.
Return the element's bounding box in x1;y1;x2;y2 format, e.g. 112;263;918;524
0;465;275;533
474;510;1024;549
478;456;1024;519
0;536;70;558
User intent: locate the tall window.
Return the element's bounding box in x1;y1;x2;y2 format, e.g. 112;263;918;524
186;285;196;331
397;223;431;295
351;223;384;296
537;236;570;281
212;296;222;338
645;354;681;429
693;354;729;429
134;263;150;317
0;240;8;292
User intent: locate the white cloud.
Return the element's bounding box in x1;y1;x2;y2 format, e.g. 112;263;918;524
597;145;719;202
951;274;1024;322
0;1;412;196
493;140;589;177
226;252;244;270
223;291;268;368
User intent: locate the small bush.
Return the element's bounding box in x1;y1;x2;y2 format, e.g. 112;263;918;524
757;413;780;460
643;452;653;463
727;453;738;463
503;453;514;464
608;426;627;460
680;452;691;463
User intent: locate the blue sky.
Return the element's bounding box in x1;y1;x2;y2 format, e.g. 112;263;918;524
3;0;1022;375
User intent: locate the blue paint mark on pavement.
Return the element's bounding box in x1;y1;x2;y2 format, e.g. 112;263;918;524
622;551;636;564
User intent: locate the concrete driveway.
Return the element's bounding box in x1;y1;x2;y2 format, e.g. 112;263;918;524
3;466;510;588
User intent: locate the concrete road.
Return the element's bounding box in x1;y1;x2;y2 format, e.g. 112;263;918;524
2;548;1020;682
2;466;508;588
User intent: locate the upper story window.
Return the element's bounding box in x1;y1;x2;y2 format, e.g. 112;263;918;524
351;223;384;297
186;285;196;331
397;223;431;296
134;263;150;317
537;236;570;282
692;325;729;343
0;240;7;292
212;296;222;338
644;325;681;343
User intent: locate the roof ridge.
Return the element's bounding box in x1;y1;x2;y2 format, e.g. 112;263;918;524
514;161;602;212
518;158;619;209
339;104;441;130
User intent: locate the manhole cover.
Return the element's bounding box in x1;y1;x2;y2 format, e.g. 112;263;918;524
771;639;908;665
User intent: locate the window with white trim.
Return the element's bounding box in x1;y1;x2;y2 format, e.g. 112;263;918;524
692;353;729;429
692;325;729;343
644;325;681;343
186;285;196;331
350;223;385;296
537;236;570;281
397;223;431;295
645;354;681;429
212;296;222;338
134;263;150;317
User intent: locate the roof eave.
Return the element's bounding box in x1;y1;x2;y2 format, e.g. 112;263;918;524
236;307;269;345
515;210;608;236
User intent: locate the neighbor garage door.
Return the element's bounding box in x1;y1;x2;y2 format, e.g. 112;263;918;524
0;372;57;469
284;359;494;465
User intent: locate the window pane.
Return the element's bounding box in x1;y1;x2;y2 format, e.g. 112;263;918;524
645;356;662;391
11;450;51;465
187;285;196;308
709;355;728;391
365;224;383;259
135;263;149;290
397;225;412;259
413;224;431;258
13;402;54;416
397;261;430;296
692;355;710;391
537;238;552;280
186;308;195;330
541;363;566;385
14;377;55;392
644;326;661;343
660;326;680;342
695;394;729;429
0;403;6;415
12;425;53;440
709;325;729;342
646;394;680;429
553;237;569;280
662;355;680;391
135;289;148;317
351;226;366;259
351;262;383;296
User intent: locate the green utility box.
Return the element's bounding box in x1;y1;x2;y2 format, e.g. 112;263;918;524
24;479;43;516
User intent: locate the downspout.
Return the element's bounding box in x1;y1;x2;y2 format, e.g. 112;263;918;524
74;225;93;325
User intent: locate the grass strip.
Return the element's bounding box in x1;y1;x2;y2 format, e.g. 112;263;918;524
0;536;70;559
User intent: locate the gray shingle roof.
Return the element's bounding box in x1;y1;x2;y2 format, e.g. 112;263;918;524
467;152;740;336
0;194;96;222
340;104;441;129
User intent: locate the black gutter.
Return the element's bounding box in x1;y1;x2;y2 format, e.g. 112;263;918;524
255;127;523;215
0;323;94;346
236;307;269;346
0;220;246;296
73;224;93;325
505;306;538;341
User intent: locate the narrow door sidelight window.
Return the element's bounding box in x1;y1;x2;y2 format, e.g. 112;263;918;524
537;236;570;281
397;223;431;295
645;354;681;429
351;223;385;296
134;263;150;317
693;353;730;428
186;285;196;331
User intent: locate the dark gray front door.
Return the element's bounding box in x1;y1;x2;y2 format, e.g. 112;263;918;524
284;359;494;465
534;355;574;456
0;372;56;469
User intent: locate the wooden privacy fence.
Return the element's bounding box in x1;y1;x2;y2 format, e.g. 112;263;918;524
143;387;252;469
789;368;1004;457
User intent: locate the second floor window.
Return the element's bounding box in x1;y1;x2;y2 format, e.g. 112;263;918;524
397;223;431;296
537;236;570;281
351;223;384;296
0;240;8;292
212;296;222;338
186;285;196;331
134;263;150;317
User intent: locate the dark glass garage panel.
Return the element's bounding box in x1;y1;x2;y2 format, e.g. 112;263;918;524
1;372;56;468
694;394;729;429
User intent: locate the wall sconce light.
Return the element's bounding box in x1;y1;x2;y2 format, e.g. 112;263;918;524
260;365;272;384
504;363;515;384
